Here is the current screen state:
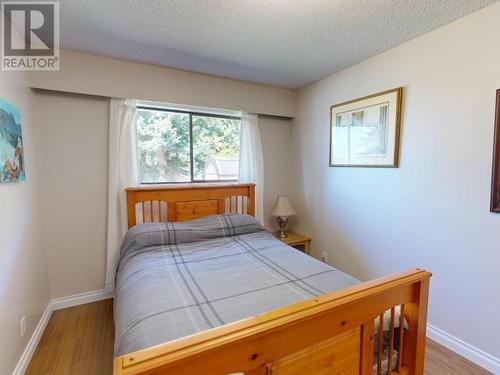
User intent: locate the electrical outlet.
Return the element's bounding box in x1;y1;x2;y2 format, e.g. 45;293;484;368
20;316;26;337
321;251;328;263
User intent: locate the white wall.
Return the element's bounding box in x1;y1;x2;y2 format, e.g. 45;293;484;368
0;74;50;373
33;90;293;298
35;90;109;298
291;3;500;365
259;117;292;231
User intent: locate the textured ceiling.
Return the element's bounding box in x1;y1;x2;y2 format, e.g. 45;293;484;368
58;0;497;89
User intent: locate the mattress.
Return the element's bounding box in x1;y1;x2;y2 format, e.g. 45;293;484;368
114;213;360;355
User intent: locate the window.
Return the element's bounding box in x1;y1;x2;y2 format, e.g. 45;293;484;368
136;106;241;183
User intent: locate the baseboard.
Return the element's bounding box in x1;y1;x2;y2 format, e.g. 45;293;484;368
51;289;114;311
427;323;500;374
12;301;53;375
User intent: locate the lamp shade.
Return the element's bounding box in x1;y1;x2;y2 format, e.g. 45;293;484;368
271;195;296;217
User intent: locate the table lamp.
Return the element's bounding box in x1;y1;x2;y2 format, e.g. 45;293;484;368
271;195;296;239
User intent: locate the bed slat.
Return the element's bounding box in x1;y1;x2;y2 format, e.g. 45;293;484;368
377;313;383;375
387;307;395;375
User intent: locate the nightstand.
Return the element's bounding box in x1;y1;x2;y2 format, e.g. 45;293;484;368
274;231;311;255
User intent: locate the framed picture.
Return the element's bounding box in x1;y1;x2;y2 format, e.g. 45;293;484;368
490;89;500;213
0;98;24;183
330;87;403;167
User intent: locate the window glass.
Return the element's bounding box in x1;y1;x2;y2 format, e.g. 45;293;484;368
192;115;240;181
136;107;240;183
136;109;190;183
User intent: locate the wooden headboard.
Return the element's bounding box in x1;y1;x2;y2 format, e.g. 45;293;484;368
125;183;255;228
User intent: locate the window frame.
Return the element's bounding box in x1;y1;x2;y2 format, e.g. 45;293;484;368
137;105;241;185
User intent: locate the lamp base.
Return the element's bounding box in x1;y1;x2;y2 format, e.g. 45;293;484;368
277;216;289;239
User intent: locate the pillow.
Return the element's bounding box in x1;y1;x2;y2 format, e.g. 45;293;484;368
120;213;265;255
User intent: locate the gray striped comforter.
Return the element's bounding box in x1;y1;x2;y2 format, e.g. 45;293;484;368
114;214;359;356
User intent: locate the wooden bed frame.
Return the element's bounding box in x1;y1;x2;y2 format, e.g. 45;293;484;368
116;183;431;375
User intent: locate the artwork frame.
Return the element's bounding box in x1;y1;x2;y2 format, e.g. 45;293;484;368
329;87;403;168
0;98;24;183
490;89;500;213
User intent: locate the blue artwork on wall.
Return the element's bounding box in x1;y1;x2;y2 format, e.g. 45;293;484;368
0;98;24;182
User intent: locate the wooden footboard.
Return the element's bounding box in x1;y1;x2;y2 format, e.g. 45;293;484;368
114;268;431;375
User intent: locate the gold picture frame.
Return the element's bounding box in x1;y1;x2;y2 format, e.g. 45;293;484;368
329;87;403;168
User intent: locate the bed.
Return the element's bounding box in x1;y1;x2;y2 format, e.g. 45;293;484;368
114;183;431;375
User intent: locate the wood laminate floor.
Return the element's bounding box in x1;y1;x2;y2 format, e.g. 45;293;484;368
25;299;491;375
25;299;114;375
